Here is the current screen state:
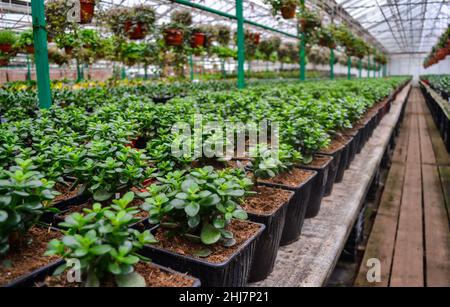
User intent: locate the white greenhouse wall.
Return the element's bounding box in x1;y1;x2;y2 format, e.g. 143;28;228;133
388;53;450;82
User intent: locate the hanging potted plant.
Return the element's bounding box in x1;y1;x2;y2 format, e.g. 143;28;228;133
215;24;231;46
48;46;69;67
316;26;336;49
79;0;97;24
45;0;76;39
297;7;321;32
163;10;192;47
264;0;299;20
0;30;17;54
16;30;34;54
191;26;207;49
105;5;156;40
258;36;281;61
55;32;79;56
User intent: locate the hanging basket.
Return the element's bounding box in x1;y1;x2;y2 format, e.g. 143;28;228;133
280;4;297;19
164;29;184;46
25;45;35;54
79;0;96;24
125;21;147;40
191;32;206;48
0;44;12;53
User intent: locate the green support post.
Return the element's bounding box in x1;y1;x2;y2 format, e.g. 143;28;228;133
347;57;351;80
236;0;245;89
31;0;52;109
221;59;226;78
373;61;376;78
299;0;306;81
330;48;335;80
189;54;194;81
144;65;148;80
121;66;126;80
358;59;362;78
26;56;31;82
367;56;371;78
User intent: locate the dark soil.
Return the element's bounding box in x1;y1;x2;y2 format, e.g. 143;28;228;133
307;155;333;168
241;186;292;215
259;168;315;188
53;183;83;204
154;220;261;264
0;227;60;286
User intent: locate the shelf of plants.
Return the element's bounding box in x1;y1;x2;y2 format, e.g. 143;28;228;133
0;74;410;287
420;75;450;153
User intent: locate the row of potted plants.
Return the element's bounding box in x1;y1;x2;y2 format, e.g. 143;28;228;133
0;76;409;287
423;26;450;68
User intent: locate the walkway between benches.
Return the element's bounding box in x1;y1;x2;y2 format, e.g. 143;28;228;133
355;87;450;287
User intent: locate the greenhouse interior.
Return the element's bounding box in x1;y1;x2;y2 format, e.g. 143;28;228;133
0;0;449;290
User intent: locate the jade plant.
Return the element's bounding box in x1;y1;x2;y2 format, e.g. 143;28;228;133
45;192;158;287
0;158;58;255
141;166;248;247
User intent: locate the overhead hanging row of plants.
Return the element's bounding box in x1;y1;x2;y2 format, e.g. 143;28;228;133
423;25;450;68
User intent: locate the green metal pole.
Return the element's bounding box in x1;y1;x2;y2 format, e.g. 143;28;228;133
373;61;376;78
299;0;306;81
367;56;371;78
236;0;245;89
121;66;126;80
221;59;226;78
26;55;31;82
189;54;194;81
31;0;52;109
144;64;148;80
347;57;351;80
358;59;362;78
330;48;335;80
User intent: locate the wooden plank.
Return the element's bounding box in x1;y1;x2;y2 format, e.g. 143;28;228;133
392;95;412;164
438;166;450;226
416;91;438;165
354;162;406;287
251;84;412;287
422;164;450;286
390;98;424;287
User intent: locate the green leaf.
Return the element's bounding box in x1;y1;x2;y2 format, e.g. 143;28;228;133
233;209;248;220
0;195;12;206
90;245;112;255
193;248;212;258
188;215;200;228
200;223;221;245
115;272;146;287
93;189;113;202
121;192;135;204
185;202;200;217
0;210;8;223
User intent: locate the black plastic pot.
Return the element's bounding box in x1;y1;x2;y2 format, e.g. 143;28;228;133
141;221;265;287
246;188;294;282
300;154;334;219
320;144;344;196
40;187;91;224
334;136;353;183
259;169;317;246
152;95;174;104
344;128;361;164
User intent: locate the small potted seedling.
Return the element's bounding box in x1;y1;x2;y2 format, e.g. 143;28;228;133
44;192;200;287
247;144;317;246
140;166;264;287
0;30;17;54
0;159;60;287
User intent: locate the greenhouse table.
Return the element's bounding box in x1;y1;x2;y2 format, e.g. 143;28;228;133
251;83;412;287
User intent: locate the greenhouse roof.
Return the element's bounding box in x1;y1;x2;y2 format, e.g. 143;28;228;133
0;0;449;54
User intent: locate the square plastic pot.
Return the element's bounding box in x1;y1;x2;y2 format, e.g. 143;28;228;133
259;169;318;246
247;189;294;282
140;221;265;287
319;144;345;196
300;154;334;219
